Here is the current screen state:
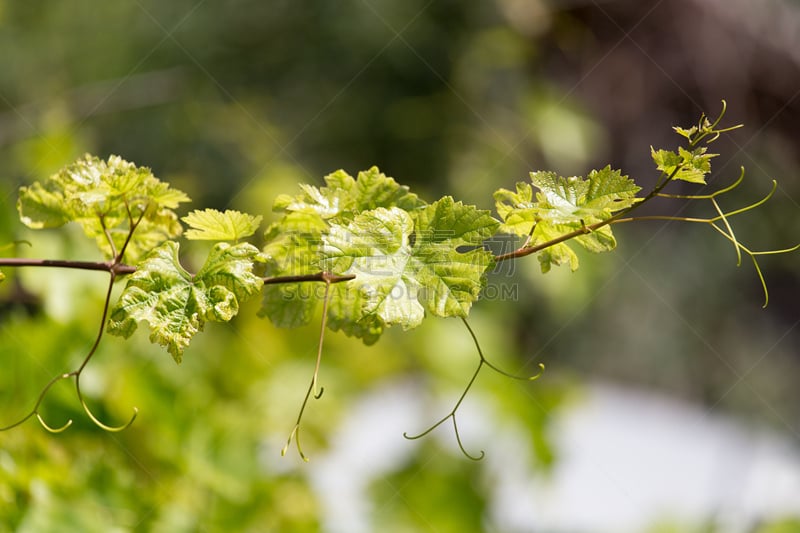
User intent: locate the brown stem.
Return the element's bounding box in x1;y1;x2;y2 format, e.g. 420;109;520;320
494;224;595;262
494;146;689;263
263;272;355;285
0;258;136;274
0;258;357;287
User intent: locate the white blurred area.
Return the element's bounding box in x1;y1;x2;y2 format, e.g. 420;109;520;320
292;380;800;532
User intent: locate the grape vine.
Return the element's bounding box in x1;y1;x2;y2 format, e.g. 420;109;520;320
0;102;796;460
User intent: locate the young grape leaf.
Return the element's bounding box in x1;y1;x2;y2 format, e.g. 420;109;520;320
259;166;427;330
273;166;425;220
494;166;638;272
320;198;498;343
182;209;262;241
17;154;190;263
651;146;716;184
494;182;536;236
324;207;426;334
107;240;262;362
528;166;641;224
673;125;698;141
409;196;500;317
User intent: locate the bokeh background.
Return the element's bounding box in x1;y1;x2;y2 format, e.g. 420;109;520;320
1;0;799;531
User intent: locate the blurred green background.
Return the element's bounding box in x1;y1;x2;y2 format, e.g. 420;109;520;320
0;0;799;531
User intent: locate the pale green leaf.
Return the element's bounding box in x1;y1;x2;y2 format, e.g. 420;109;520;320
107;240;262;362
651;146;717;184
533;222;617;273
493;182;536;236
194;241;264;301
574;225;616;253
323;207;425;333
325;288;384;345
320;198;497;342
529;171;590;224
495;167;636;272
529;167;640;224
17;154;190;262
16;180;70;229
673;125;698;141
274;166;425;220
410;196;499;317
182;209;262;241
583;166;641;214
496;168;639;235
260;166;427;330
260;283;319;328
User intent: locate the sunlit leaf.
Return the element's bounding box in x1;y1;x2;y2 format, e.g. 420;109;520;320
673;125;698;140
494;166;637;271
259;167;427;330
528;166;640;224
320;198;498;342
651;146;716;184
182;209;262;241
273;166;425;220
107;240;262;362
17;154;190;262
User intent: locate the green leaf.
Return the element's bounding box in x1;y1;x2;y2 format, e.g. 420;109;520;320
409;196;499;317
673;125;698;141
16;180;71;229
325;286;385;345
260;282;320;329
0;270;4;283
494;167;637;272
495;167;640;233
182;209;262;241
528;166;640;225
651;146;717;184
273;166;425;220
494;182;536;236
324;207;426;333
260;166;427;330
17;154;190;262
320;198;498;342
107;240;262;362
583;166;642;214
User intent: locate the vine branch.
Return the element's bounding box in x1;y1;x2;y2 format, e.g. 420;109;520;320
492;103;796;309
263;272;355;285
0;258;136;274
0;257;356;288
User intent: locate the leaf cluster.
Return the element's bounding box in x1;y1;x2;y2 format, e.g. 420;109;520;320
494;166;640;271
261;167;498;344
2;103;798;460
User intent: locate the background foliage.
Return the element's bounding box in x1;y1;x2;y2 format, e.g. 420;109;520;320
0;0;798;531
